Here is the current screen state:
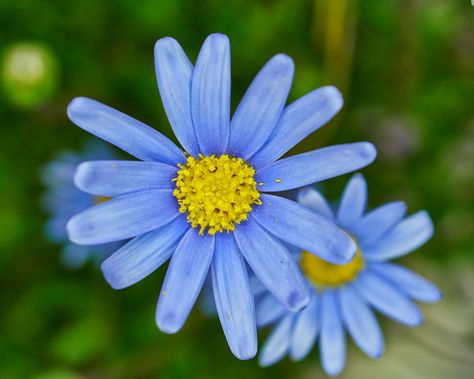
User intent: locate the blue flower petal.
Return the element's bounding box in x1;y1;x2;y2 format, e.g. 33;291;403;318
228;54;294;159
61;244;92;269
250;86;343;169
363;211;434;261
319;290;346;377
101;216;189;289
67;97;184;164
256;143;376;192
233;216;309;312
67;189;179;245
75;161;177;197
211;233;257;360
191;33;230;155
290;293;320;361
249;274;267;298
369;262;442;303
354;271;423;326
154;37;200;156
259;315;294;367
353;201;407;247
252;194;356;264
336;173;367;227
339;285;384;358
256;293;286;328
297;187;334;221
156;228;215;333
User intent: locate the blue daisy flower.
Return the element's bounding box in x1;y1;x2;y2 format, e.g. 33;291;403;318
257;174;441;375
41;142;122;268
66;33;377;359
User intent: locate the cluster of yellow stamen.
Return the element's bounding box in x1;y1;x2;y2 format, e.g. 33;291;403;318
173;154;261;235
300;244;364;288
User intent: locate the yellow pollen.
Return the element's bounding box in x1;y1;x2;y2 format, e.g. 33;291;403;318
300;245;364;288
173;154;261;235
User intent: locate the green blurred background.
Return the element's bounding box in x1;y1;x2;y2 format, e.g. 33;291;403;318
1;0;473;378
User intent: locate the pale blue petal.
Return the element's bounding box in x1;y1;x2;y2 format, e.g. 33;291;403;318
101;216;189;289
191;33;230;155
75;161;177;196
60;244;91;269
154;37;200;156
249;274;267;298
339;285;384;358
252;194;356;264
256;143;376;192
354;271;423;326
67;97;184;164
353;201;407;247
212;233;257;360
228;54;294;159
296;187;334;221
363;211;434;261
233;217;309;312
369;262;442;303
67;189;179;245
259;315;294;367
256;293;287;328
290;293;320;361
337;174;367;228
319;290;346;377
156;228;215;333
250;86;343;169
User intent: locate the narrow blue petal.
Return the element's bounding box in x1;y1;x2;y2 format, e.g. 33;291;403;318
67;189;179;245
233;217;310;312
60;244;92;269
212;233;257;360
256;293;287;328
297;187;334;221
249;273;267;298
228;54;294;159
156;228;215;333
101;216;189;289
354;271;423;326
363;211;434;261
67;97;184;164
154;37;200;156
259;315;294;367
250;86;343;169
290;293;320;361
192;34;230;155
353;201;407;247
337;174;367;228
339;285;384;358
369;262;442;303
252;194;356;264
75;161;177;197
319;290;346;377
256;143;376;192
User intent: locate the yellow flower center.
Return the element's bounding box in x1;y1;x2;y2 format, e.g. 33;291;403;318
300;245;364;288
173;154;261;235
94;195;110;204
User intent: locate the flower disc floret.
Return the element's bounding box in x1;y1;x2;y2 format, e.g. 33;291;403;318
173;154;261;235
301;244;364;288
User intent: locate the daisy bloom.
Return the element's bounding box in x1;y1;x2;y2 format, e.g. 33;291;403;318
257;174;441;375
41;142;121;268
66;34;376;359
